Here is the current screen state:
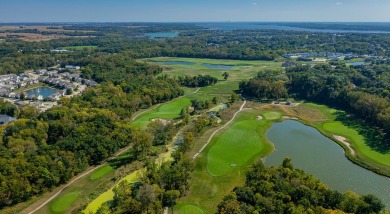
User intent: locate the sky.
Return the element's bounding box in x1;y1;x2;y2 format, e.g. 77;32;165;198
1;0;390;23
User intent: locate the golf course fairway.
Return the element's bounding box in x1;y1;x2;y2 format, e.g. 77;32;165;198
207;110;272;176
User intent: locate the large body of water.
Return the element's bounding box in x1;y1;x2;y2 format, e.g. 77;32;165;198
197;23;390;34
145;32;179;39
24;87;57;98
265;120;390;208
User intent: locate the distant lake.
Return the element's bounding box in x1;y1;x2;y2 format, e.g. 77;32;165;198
201;63;234;70
24;87;57;98
347;61;365;66
153;61;195;66
145;32;179;39
197;23;390;34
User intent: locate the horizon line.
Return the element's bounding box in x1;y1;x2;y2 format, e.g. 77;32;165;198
1;21;390;24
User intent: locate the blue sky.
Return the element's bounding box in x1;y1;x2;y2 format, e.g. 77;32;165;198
1;0;389;22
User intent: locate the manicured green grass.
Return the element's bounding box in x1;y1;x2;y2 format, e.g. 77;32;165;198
176;204;205;214
323;122;390;167
263;111;282;120
177;109;273;213
89;165;114;181
207;111;269;176
50;192;79;213
62;45;98;50
84;169;143;214
131;97;191;128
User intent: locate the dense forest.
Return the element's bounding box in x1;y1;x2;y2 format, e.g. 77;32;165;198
218;159;385;213
0;55;183;208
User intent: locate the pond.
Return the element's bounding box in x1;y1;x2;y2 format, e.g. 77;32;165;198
201;63;234;70
145;32;178;39
153;61;195;66
265;120;390;208
24;87;57;98
347;61;365;66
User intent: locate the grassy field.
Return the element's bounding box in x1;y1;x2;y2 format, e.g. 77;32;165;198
207;110;271;176
89;165;114;181
49;193;80;214
142;57;282;99
176;204;205;214
263;111;282;120
131;97;191;128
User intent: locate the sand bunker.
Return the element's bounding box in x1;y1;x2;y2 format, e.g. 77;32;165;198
151;118;171;126
282;116;298;120
333;135;356;156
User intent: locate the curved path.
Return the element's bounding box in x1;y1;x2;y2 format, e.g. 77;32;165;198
26;143;132;214
193;100;247;159
26;88;201;214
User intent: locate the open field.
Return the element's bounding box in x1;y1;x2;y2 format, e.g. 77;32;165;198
0;33;92;42
0;25;93;33
142;57;282;99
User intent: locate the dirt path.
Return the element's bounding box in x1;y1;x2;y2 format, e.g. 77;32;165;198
193;100;247;159
333;135;356;156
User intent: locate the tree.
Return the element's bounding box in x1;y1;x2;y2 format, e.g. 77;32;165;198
132;130;153;159
20;93;26;101
212;96;218;104
222;72;229;81
65;88;73;95
163;190;180;214
230;93;239;103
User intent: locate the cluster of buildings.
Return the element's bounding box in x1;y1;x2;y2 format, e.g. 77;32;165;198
283;52;361;61
0;67;98;101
